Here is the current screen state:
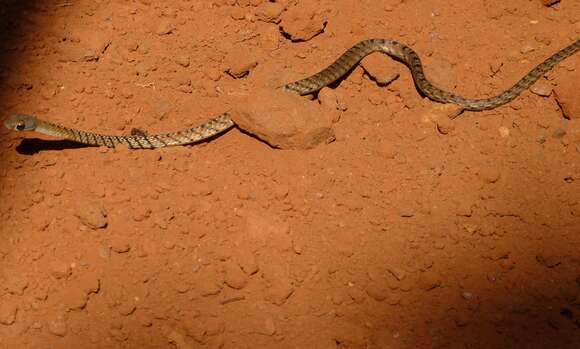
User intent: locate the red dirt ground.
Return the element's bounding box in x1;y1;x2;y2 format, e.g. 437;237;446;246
0;1;579;348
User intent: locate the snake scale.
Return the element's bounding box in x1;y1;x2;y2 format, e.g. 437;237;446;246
5;38;580;149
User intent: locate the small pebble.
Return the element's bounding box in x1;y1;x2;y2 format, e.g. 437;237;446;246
4;275;29;295
224;262;248;290
530;80;552;97
155;21;175;35
0;304;18;325
552;128;566;139
174;55;190;67
48;315;68;337
75;201;108;229
111;240;131;253
498;126;510;138
51;261;72;279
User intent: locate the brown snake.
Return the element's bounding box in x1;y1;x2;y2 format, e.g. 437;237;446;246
5;38;580;149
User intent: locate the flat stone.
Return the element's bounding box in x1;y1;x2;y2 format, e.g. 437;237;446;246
530;80;553;97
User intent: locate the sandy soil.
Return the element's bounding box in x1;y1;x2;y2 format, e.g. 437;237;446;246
0;0;579;348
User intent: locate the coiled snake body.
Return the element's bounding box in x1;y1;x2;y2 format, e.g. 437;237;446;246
5;38;580;149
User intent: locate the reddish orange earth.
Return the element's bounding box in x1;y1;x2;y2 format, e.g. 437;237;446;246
0;1;579;348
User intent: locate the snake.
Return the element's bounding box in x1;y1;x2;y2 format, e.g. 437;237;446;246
5;38;579;149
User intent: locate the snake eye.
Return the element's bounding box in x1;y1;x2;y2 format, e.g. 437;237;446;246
15;121;25;131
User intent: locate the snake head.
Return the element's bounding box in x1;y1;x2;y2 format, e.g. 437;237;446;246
4;114;38;131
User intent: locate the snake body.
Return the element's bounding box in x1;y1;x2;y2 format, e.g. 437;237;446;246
5;38;579;149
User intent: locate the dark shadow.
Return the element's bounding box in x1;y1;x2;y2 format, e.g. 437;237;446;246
235;127;280;149
15;138;93;154
0;0;56;162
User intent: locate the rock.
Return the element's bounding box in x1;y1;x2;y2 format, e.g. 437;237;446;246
132;206;152;222
230;87;335;149
151;100;173;121
318;88;347;112
257;317;277;336
0;303;18;325
66;289;89;310
536;252;561;268
79;275;100;294
48;314;68;337
418;272;441;291
229;7;245;20
419;103;463;135
479;167;501;184
454;312;471;327
165;327;194;349
361;53;400;85
498;126;510;138
386;266;406;281
279;5;326;41
242;212;293;251
530;80;552;97
255;2;284;23
197;269;223;297
262;264;294;305
235;249;259;275
499;258;515;270
552;127;566;139
155;21;175;35
62;29;111;62
4;275;28;295
174;55;190;67
425;57;458;92
224;262;248;290
436;117;456;135
109;327;129;342
118;301;137;316
554;70;580;119
75;201;108;229
366;283;389;301
111;239;131;253
50;261;72;279
225;48;258;78
540;0;560;6
420;103;464;123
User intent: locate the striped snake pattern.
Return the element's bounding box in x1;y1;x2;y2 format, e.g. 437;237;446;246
5;38;579;149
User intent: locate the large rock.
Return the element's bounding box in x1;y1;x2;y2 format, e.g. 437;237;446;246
554;69;579;120
230;87;335;149
279;4;326;41
361;53;400;86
